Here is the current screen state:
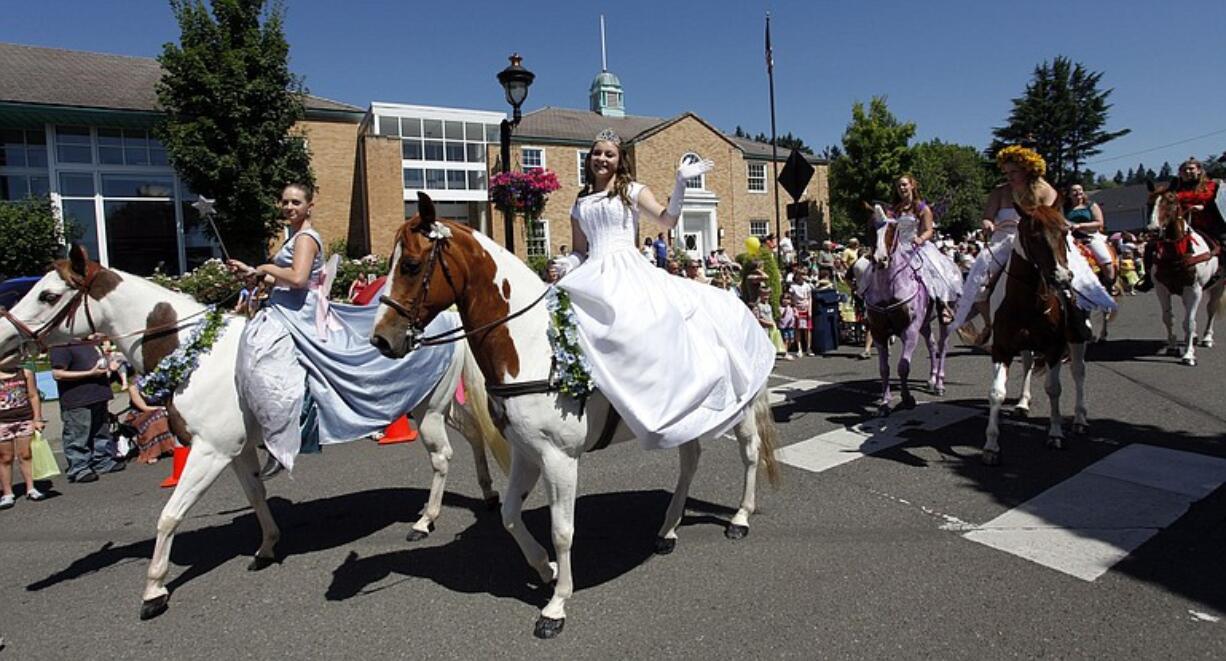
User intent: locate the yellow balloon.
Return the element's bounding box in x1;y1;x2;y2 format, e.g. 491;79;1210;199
744;236;761;254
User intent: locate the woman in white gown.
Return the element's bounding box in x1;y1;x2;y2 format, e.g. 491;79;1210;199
553;129;775;450
886;175;963;320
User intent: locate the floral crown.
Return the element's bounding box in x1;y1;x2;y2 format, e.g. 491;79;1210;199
594;128;622;145
996;145;1046;177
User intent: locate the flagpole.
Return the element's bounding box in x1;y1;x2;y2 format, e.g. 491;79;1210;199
766;12;782;265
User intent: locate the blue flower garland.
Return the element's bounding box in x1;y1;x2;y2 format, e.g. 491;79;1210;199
138;307;229;403
546;288;595;403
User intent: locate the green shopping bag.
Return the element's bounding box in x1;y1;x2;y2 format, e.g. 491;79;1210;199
30;430;61;480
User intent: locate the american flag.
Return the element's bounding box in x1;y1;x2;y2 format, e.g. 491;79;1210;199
765;14;774;73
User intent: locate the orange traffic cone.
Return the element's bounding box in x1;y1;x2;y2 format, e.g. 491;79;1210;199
160;446;189;488
378;415;418;445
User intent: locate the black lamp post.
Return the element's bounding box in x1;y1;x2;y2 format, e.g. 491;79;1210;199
496;53;534;252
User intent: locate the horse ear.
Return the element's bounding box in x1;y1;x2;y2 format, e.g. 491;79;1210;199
417;192;436;227
68;242;89;277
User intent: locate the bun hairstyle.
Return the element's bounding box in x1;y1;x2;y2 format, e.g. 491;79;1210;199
284;181;316;202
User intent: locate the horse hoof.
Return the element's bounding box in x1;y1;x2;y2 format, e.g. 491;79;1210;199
1200;339;1214;348
877;404;891;417
139;594;170;621
1072;423;1089;437
1181;357;1196;366
899;395;917;411
725;524;749;540
933;386;945;397
1012;407;1029;419
1046;437;1065;450
484;494;501;511
247;555;277;571
654;537;676;555
981;450;1001;466
533;616;565;639
406;528;431;543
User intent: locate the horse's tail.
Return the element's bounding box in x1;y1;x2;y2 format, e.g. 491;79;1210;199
753;388;781;488
458;345;511;475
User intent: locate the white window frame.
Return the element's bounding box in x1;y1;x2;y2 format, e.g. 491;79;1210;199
749;220;769;237
747;162;766;193
681;152;705;190
526;218;550;258
521;147;545;172
576;150;589;186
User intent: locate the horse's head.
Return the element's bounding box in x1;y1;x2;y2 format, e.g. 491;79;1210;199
371;193;472;358
0;244;122;361
1015;205;1072;290
1149;189;1187;241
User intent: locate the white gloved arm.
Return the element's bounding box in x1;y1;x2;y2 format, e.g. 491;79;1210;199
661;158;715;226
552;252;584;277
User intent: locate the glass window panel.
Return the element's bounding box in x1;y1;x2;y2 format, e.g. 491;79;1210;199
101;174;174;198
26;146;47;167
444;121;464;140
425;169;446;189
26;129;45;145
445;143;465;162
401;117;421;137
148;136;164;150
402;139;422;160
58;145;93;164
467;170;486;190
577;151;589;185
465;122;483;142
56;126;90;143
466;143;485;163
422;119;443;139
56;126;91;162
97;128;123;147
446;170;467;190
485;124;499;142
150;148;169;166
377;115;400;137
423;141;444;161
521;148;542;171
0;175;28;200
104;200;178;275
59;173;96;197
99;146;125;165
1;130;26;167
29;176;49;196
404;168;424;189
124;146;150;165
404;201;418;219
123;129;149;148
62;199;99;259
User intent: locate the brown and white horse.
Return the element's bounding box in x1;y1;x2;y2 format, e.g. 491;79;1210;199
1146;188;1224;365
983;205;1091;465
0;245;507;621
371;194;780;639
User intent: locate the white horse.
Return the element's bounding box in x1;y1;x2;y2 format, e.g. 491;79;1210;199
1147;190;1225;365
370;195;780;639
0;246;508;620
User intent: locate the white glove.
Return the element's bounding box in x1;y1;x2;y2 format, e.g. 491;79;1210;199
872;204;889;227
552;253;583;277
667;158;715;220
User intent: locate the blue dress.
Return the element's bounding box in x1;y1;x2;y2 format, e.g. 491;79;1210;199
235;228;458;471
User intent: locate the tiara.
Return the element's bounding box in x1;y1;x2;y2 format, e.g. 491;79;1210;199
594;128;621;145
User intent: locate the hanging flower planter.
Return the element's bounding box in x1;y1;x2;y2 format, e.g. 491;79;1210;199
489;169;562;223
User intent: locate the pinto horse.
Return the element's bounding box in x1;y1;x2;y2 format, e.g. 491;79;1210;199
371;193;780;639
851;213;951;415
1146;188;1224;365
982;205;1093;465
0;245;508;620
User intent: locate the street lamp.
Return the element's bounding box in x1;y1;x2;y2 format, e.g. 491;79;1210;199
496;53;534;252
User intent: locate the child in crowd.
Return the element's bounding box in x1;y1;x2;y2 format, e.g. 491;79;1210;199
753;288;787;358
1119;251;1140;295
0;353;45;508
778;293;798;360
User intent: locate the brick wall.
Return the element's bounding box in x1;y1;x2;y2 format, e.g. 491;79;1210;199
294;118;361;255
363;134;406;257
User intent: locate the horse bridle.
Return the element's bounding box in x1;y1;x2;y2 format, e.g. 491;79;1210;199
0;269;103;354
378;229;551;353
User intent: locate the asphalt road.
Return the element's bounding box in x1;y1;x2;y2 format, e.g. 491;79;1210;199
1;293;1223;659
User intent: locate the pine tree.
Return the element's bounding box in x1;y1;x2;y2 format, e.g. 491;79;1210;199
1124;168;1135;184
1158;161;1172;180
156;0;314;262
1113;170;1125;185
828;97;915;241
734;125;747;138
991;56;1129;186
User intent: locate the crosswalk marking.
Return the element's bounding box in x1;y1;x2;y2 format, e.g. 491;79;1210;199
774;402;979;474
962;444;1226;581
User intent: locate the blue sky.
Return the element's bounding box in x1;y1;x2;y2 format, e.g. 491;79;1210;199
4;0;1223;177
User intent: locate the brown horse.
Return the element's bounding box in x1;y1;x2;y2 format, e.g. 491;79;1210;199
1145;188;1224;364
983;204;1090;465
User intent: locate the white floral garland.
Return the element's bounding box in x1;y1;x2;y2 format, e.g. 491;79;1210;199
546;288;595;402
137;307;229;402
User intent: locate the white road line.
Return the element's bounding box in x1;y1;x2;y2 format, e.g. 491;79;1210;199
774;402;980;474
962;444;1226;582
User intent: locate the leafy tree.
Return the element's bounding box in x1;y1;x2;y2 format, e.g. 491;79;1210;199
991;56;1130;186
748;130;814;155
819;144;843;161
0;197;64;277
156;0;314;262
828;97;915;242
909;140;990;240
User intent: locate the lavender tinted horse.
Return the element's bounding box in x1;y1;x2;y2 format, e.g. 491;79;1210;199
851;214;951;415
